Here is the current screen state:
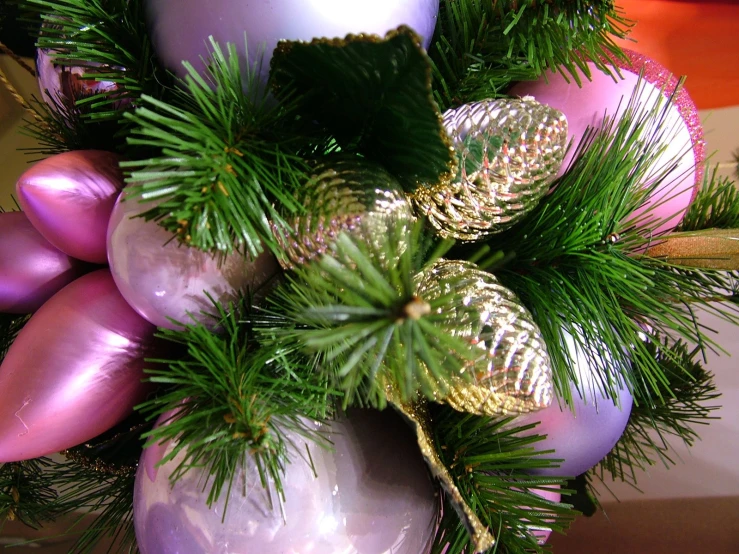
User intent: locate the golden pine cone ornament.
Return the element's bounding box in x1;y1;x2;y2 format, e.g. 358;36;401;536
416;259;553;415
413;97;568;241
279;158;414;269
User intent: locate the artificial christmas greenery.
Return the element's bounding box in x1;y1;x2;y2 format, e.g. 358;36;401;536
1;1;737;553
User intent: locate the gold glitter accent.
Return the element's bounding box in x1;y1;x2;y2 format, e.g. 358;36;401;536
386;387;495;554
413;98;567;241
645;229;739;270
417;260;553;415
279;158;414;269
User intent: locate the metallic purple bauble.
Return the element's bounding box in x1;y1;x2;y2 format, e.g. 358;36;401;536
134;409;437;554
0;270;157;462
512;333;633;477
107;192;279;330
146;0;440;86
16;150;125;264
36;48;128;113
0;211;88;313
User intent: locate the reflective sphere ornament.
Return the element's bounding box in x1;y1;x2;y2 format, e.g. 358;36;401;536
512;332;633;476
145;0;440;87
134;409;438;554
0;270;157;462
16;150;125;264
0;211;88;313
510;49;705;236
107;191;279;330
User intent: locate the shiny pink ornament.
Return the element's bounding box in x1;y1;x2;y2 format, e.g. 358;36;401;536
16;150;125;263
510;49;705;236
0;270;157;462
107;192;278;330
0;211;88;313
134;409;437;554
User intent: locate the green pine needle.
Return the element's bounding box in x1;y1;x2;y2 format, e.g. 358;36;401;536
257;220;473;409
591;336;720;492
137;297;335;508
0;458;61;529
123;38;309;256
430;0;632;110
430;407;577;554
679;166;739;231
461;83;739;406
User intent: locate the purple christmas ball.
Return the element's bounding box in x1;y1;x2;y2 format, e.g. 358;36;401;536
134;409;437;554
16;150;125;264
107;191;278;329
145;0;440;87
0;211;88;313
512;332;633;477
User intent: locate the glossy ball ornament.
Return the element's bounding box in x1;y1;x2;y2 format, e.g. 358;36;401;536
16;150;125;264
0;270;157;462
134;409;438;554
146;0;440;87
107;191;279;329
510;49;705;236
36;48;127;114
512;332;633;477
0;211;88;313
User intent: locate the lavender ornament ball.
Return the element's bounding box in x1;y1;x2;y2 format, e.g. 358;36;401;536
16;150;125;264
146;0;440;86
0;270;156;462
134;409;437;554
107;191;278;329
513;332;633;477
0;211;88;313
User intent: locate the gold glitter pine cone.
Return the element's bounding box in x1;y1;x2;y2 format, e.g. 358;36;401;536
416;259;553;415
413;97;568;241
278;158;414;269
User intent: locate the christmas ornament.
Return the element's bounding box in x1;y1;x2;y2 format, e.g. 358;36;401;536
510;49;705;236
0;211;87;313
107;191;278;330
413;98;568;241
146;0;440;87
134;409;437;554
512;331;633;477
645;229;739;270
416;260;553;415
36;48;127;114
280;158;414;269
0;270;156;463
16;150;125;264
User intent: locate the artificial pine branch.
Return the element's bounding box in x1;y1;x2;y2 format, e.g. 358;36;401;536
123;39;309;256
0;458;61;529
430;407;576;554
591;336;720;492
137;296;335;508
257;220;478;408
430;0;631;110
459;86;739;406
679;166;739;231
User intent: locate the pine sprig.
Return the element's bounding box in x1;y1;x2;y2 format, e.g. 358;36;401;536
123;38;308;256
591;336;720;491
463;85;739;405
431;407;576;554
679;166;739;231
0;458;61;529
258;220;476;408
137;297;335;508
430;0;631;110
0;313;30;361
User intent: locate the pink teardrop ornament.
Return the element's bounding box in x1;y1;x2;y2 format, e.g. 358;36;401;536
16;150;125;263
0;269;157;462
0;211;88;313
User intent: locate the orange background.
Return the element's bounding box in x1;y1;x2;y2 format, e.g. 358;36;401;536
617;0;739;108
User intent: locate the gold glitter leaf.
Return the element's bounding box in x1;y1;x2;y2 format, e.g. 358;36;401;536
645;229;739;270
